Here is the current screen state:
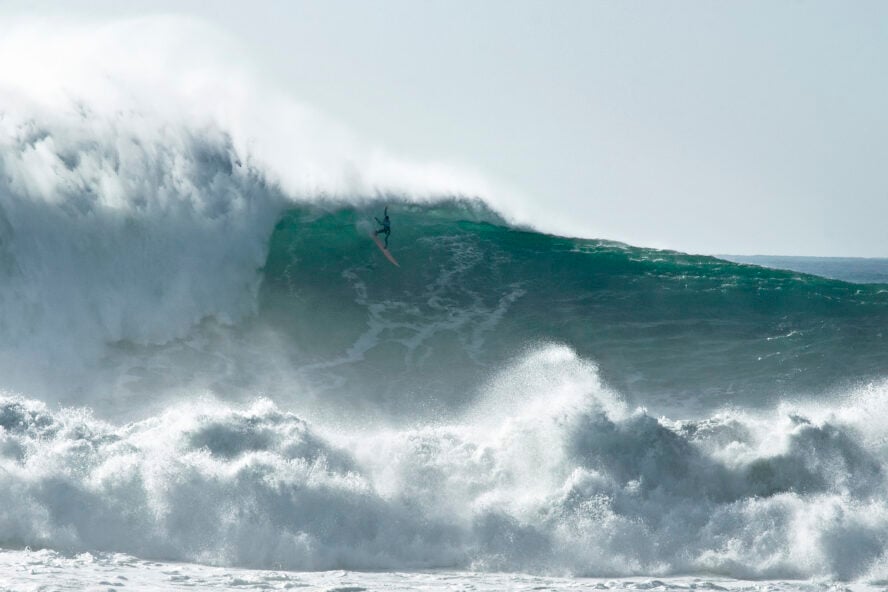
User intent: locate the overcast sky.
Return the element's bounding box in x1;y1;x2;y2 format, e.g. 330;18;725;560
2;0;887;256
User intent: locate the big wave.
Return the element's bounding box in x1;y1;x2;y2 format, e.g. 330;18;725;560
1;18;886;418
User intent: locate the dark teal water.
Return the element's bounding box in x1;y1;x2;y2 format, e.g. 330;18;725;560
259;201;888;417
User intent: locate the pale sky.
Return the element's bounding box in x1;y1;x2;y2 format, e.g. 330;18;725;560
2;0;887;256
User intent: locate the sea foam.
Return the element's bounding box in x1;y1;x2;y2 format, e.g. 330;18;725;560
1;346;887;580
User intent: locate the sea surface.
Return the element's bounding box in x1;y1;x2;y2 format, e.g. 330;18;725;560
2;76;888;590
721;255;888;285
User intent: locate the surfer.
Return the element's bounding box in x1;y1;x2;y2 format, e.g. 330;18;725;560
374;207;391;248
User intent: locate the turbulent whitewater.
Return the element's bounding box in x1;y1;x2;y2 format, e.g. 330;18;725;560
3;178;888;582
3;18;888;588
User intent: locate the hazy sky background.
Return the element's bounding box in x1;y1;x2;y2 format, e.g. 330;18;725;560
2;0;886;256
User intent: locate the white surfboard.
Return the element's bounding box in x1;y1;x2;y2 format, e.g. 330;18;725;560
371;233;400;267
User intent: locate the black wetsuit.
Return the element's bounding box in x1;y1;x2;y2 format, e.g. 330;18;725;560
375;208;391;248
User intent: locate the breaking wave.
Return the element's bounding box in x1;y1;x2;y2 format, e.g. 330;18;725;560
1;16;888;583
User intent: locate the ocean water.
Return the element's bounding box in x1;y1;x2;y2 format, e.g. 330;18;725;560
722;256;888;286
3;24;888;590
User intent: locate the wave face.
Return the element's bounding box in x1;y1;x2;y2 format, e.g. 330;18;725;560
257;203;888;418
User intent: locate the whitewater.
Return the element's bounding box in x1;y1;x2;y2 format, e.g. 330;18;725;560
2;17;888;591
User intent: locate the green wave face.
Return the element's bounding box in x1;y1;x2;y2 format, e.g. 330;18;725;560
260;200;888;418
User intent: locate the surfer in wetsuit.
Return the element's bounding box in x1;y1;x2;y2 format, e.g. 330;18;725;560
374;207;391;248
